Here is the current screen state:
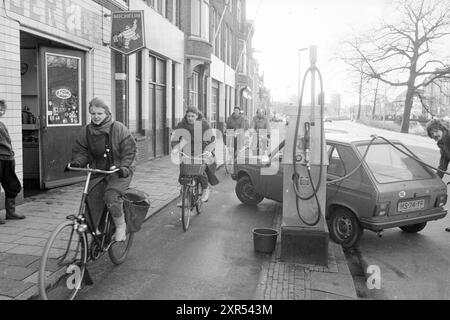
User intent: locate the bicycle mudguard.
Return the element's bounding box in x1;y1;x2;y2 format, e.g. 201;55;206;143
82;266;94;286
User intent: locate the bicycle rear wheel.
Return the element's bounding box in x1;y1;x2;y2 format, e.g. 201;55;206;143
181;185;192;231
107;213;134;265
39;220;88;300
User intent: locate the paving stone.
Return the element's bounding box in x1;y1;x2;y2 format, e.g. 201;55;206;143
0;234;23;243
0;278;34;297
0;295;13;300
7;245;43;256
0;243;19;252
1;254;39;267
0;264;36;281
13;237;46;246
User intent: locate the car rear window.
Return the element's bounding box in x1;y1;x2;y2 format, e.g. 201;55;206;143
357;143;433;183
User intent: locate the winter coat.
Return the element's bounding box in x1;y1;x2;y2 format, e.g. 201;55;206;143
172;114;215;156
437;132;450;178
0;121;14;161
72;116;137;171
172;114;219;186
226;114;248;130
251;116;271;135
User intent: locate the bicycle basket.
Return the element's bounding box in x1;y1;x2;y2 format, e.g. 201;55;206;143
180;163;206;176
123;189;151;233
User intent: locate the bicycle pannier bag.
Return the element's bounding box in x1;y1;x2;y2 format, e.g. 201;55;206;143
123;188;150;233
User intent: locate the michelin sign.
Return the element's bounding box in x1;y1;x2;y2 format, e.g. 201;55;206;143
110;11;145;55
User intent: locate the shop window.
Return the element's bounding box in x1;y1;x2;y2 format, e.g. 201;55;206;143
191;0;210;41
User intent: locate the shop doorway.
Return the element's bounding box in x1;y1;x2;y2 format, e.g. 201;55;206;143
20;32;86;195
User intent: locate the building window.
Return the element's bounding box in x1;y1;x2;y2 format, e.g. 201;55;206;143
238;39;247;74
213;8;221;59
237;0;242;31
191;0;210;41
211;81;219;129
146;0;166;17
189;71;199;109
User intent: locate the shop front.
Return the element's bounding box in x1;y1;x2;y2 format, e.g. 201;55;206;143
1;0;113;195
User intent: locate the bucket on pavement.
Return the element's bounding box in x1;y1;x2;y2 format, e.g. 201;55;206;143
252;228;279;253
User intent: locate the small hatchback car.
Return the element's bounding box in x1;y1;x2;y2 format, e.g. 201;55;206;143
232;133;448;248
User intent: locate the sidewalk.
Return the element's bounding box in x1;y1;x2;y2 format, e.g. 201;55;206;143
254;206;357;300
0;156;180;300
0;153;357;300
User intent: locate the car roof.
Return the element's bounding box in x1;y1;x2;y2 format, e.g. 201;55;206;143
324;130;402;145
276;131;403;149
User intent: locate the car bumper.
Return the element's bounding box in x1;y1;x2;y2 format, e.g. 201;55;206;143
360;209;448;231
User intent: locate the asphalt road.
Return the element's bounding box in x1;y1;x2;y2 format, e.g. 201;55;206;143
74;169;279;300
326;120;450;300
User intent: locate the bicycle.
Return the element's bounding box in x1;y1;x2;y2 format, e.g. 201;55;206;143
224;131;249;175
38;165;134;300
178;151;211;231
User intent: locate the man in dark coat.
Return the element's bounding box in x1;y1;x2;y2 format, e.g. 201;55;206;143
426;118;450;232
225;106;248;157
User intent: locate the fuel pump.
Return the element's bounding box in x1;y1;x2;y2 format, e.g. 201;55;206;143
280;46;329;266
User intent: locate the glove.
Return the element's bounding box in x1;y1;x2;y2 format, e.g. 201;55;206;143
118;167;131;178
64;161;80;172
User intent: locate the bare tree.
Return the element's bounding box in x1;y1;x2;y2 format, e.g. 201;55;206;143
342;0;450;132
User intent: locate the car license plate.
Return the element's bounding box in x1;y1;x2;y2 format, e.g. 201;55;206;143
398;199;425;213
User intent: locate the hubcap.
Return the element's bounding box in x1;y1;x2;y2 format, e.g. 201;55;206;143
243;182;256;199
335;216;353;240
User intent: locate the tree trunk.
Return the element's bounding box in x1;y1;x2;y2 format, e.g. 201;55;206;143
401;85;415;133
357;72;363;120
372;79;379;120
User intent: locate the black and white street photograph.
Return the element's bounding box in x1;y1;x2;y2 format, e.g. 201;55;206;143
1;0;450;306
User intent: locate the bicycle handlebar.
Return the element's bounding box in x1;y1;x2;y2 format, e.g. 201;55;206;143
67;164;119;174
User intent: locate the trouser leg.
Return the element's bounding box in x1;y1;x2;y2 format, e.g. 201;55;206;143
1;161;24;220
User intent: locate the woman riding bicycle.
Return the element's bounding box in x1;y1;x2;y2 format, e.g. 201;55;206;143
171;107;219;202
68;97;137;242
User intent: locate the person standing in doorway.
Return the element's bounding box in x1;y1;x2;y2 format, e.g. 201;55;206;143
0;100;25;224
426;118;450;232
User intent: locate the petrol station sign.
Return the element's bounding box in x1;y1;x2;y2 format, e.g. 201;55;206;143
110;11;145;55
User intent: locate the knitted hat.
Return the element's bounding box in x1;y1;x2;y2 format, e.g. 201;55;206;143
426;119;449;138
89;98;111;115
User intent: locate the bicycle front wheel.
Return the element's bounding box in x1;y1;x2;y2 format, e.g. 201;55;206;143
108;218;134;265
181;185;192;231
39;220;88;300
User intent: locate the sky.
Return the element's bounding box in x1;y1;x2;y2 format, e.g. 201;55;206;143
246;0;392;107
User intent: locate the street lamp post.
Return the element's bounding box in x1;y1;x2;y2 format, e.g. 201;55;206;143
298;48;308;105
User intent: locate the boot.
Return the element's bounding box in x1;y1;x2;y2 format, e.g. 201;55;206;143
111;214;127;242
5;198;25;220
0;210;5;224
201;187;211;202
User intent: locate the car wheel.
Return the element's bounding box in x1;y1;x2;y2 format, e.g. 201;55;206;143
399;222;427;233
328;208;363;248
235;176;264;205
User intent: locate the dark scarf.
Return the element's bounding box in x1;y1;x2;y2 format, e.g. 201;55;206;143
88;116;113;136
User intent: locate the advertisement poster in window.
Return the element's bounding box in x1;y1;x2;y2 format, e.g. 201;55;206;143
46;53;82;127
